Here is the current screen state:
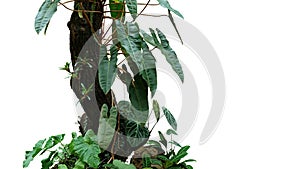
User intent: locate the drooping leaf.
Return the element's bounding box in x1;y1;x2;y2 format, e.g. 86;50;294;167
129;74;149;114
156;0;184;18
181;159;196;163
41;151;56;169
57;164;68;169
169;140;182;147
152;100;160;122
109;0;125;19
34;0;60;34
140;29;156;46
141;41;157;97
149;28;161;46
186;165;194;169
147;140;162;148
166;129;177;135
158;131;167;148
156;29;184;82
125;120;150;147
113;160;136;169
69;130;101;168
162;107;177;130
126;0;138;19
23;139;46;168
98;45;118;94
97;104;118;150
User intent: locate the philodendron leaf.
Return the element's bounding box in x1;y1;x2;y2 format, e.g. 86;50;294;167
156;0;184;18
97;104;118;150
158;131;167;148
69;130;101;168
43;134;65;151
141;41;157;97
126;120;150;147
98;45;118;94
162;107;177;130
35;0;60;34
156;29;184;82
126;0;138;19
113;160;136;169
41;151;57;169
129;74;149;113
166;129;177;135
23;139;46;168
109;0;125;19
152;100;160;122
141;29;156;46
118;100;148;124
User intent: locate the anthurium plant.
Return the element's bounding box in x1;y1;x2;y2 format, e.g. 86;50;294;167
23;0;196;168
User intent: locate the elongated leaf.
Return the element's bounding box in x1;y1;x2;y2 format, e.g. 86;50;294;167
23;139;46;168
35;0;60;34
169;140;182;147
177;145;190;156
147;140;162;148
156;0;184;18
126;0;137;19
98;45;118;94
69;130;101;168
141;41;157;97
153;100;160;121
156;29;184;82
129;74;149;113
162;107;177;130
97;104;118;150
126;120;150;147
109;0;125;19
115;20;143;71
143;153;152;168
158;131;167;148
166;129;177;135
141;29;156;46
113;160;136;169
171;152;188;163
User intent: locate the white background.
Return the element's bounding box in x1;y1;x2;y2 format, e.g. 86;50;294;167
1;0;300;168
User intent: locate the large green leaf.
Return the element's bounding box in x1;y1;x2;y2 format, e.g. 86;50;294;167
98;45;118;94
113;160;136;169
141;29;156;46
97;104;118;150
156;29;184;82
118;100;148;124
152;100;160;122
23;139;46;168
162;107;177;130
126;120;150;147
115;20;144;72
43;134;65;151
69;130;101;168
57;164;68;169
109;0;125;19
129;74;149;113
34;0;60;34
126;0;138;19
156;0;184;18
141;41;157;97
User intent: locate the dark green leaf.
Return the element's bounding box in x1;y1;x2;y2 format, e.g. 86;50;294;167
43;134;65;150
109;0;125;19
181;159;196;163
156;0;184;18
171;152;188;163
118;100;148;124
186;165;194;169
34;0;60;34
143;153;151;168
97;104;118;150
141;41;157;97
149;28;161;46
177;145;190;156
113;160;136;169
153;100;160;121
69;130;101;168
162;107;177;131
156;29;184;82
158;131;167;148
23;139;46;168
166;129;177;135
126;0;137;19
98;45;118;94
129;74;149;114
126;120;150;147
150;159;163;166
41;151;56;169
157;155;169;161
140;29;156;46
